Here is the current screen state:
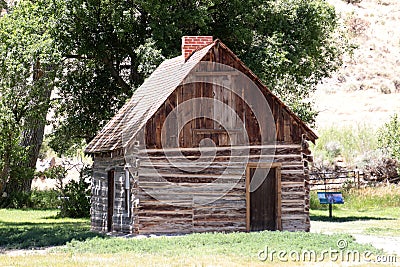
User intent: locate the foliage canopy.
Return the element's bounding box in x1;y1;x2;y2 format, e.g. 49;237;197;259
47;0;348;154
0;0;61;196
0;0;350;195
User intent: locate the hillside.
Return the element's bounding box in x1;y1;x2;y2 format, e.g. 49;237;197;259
315;0;400;129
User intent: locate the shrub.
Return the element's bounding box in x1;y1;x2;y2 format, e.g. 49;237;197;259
58;166;91;218
344;0;362;4
0;191;32;209
0;190;61;209
312;124;378;166
59;177;91;218
378;114;400;175
346;16;369;36
41;164;92;218
31;190;61;209
393;79;400;93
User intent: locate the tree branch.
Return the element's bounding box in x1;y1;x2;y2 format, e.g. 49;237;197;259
102;56;131;93
63;54;95;60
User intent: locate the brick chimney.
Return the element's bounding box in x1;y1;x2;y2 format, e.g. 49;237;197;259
182;36;214;59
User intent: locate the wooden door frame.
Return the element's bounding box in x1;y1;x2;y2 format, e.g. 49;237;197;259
246;162;282;231
107;169;115;232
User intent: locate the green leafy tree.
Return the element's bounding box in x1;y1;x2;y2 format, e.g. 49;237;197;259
49;0;348;153
0;0;61;197
378;114;400;174
48;0;166;153
243;0;348;125
0;0;6;10
0;0;349;168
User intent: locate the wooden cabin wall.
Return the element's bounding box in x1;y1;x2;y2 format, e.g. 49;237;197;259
137;45;314;233
201;44;309;144
91;152;139;234
302;139;313;232
136;144;310;233
90;44;315;234
144;60;308;149
144;82;306;149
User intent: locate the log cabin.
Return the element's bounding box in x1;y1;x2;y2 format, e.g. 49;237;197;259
85;36;317;234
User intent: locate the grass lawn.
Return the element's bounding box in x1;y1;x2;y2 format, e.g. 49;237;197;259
0;209;101;249
0;186;398;266
311;208;400;237
310;187;400;237
0;209;383;266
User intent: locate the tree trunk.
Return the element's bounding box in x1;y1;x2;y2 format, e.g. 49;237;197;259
18;60;51;192
19;117;48;192
0;140;11;197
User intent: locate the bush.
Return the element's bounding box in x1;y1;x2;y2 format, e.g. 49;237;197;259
31;190;61;209
312;124;378;166
344;0;362;4
0;191;32;209
0;190;61;209
58;166;91;218
346;16;369;37
59;178;91;218
42;164;91;218
378;114;400;175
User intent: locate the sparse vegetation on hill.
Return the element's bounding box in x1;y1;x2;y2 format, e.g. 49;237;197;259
315;0;400;127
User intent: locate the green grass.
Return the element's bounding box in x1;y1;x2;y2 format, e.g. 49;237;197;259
311;186;400;213
0;209;102;249
311;185;400;209
1;185;399;266
364;227;400;236
0;209;382;266
311;208;400;237
60;231;379;256
310;186;400;237
343;186;400;210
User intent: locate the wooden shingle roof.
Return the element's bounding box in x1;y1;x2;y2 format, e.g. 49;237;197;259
85;42;215;153
85;40;317;154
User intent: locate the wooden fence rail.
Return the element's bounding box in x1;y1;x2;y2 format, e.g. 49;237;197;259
309;170;363;191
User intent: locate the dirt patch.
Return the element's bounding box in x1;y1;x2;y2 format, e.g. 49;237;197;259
311;219;400;259
352;234;400;255
0;247;55;256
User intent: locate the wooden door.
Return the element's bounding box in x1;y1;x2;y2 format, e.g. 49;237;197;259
246;164;281;231
107;170;115;232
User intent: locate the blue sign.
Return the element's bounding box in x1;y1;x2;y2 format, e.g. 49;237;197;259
317;192;344;204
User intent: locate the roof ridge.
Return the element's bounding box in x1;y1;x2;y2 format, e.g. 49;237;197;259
184;39;217;62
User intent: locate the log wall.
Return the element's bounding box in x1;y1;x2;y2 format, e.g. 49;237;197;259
91;143;312;234
90;150;139;234
135;143;310;234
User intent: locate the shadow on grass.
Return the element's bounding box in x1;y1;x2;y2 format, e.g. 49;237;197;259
0;220;105;250
311;215;396;222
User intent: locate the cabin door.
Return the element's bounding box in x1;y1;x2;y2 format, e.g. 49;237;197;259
246;164;281;231
107;169;115;232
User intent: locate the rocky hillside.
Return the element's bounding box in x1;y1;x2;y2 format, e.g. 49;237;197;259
314;0;400;129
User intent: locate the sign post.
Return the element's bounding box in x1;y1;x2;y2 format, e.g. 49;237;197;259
317;192;344;218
